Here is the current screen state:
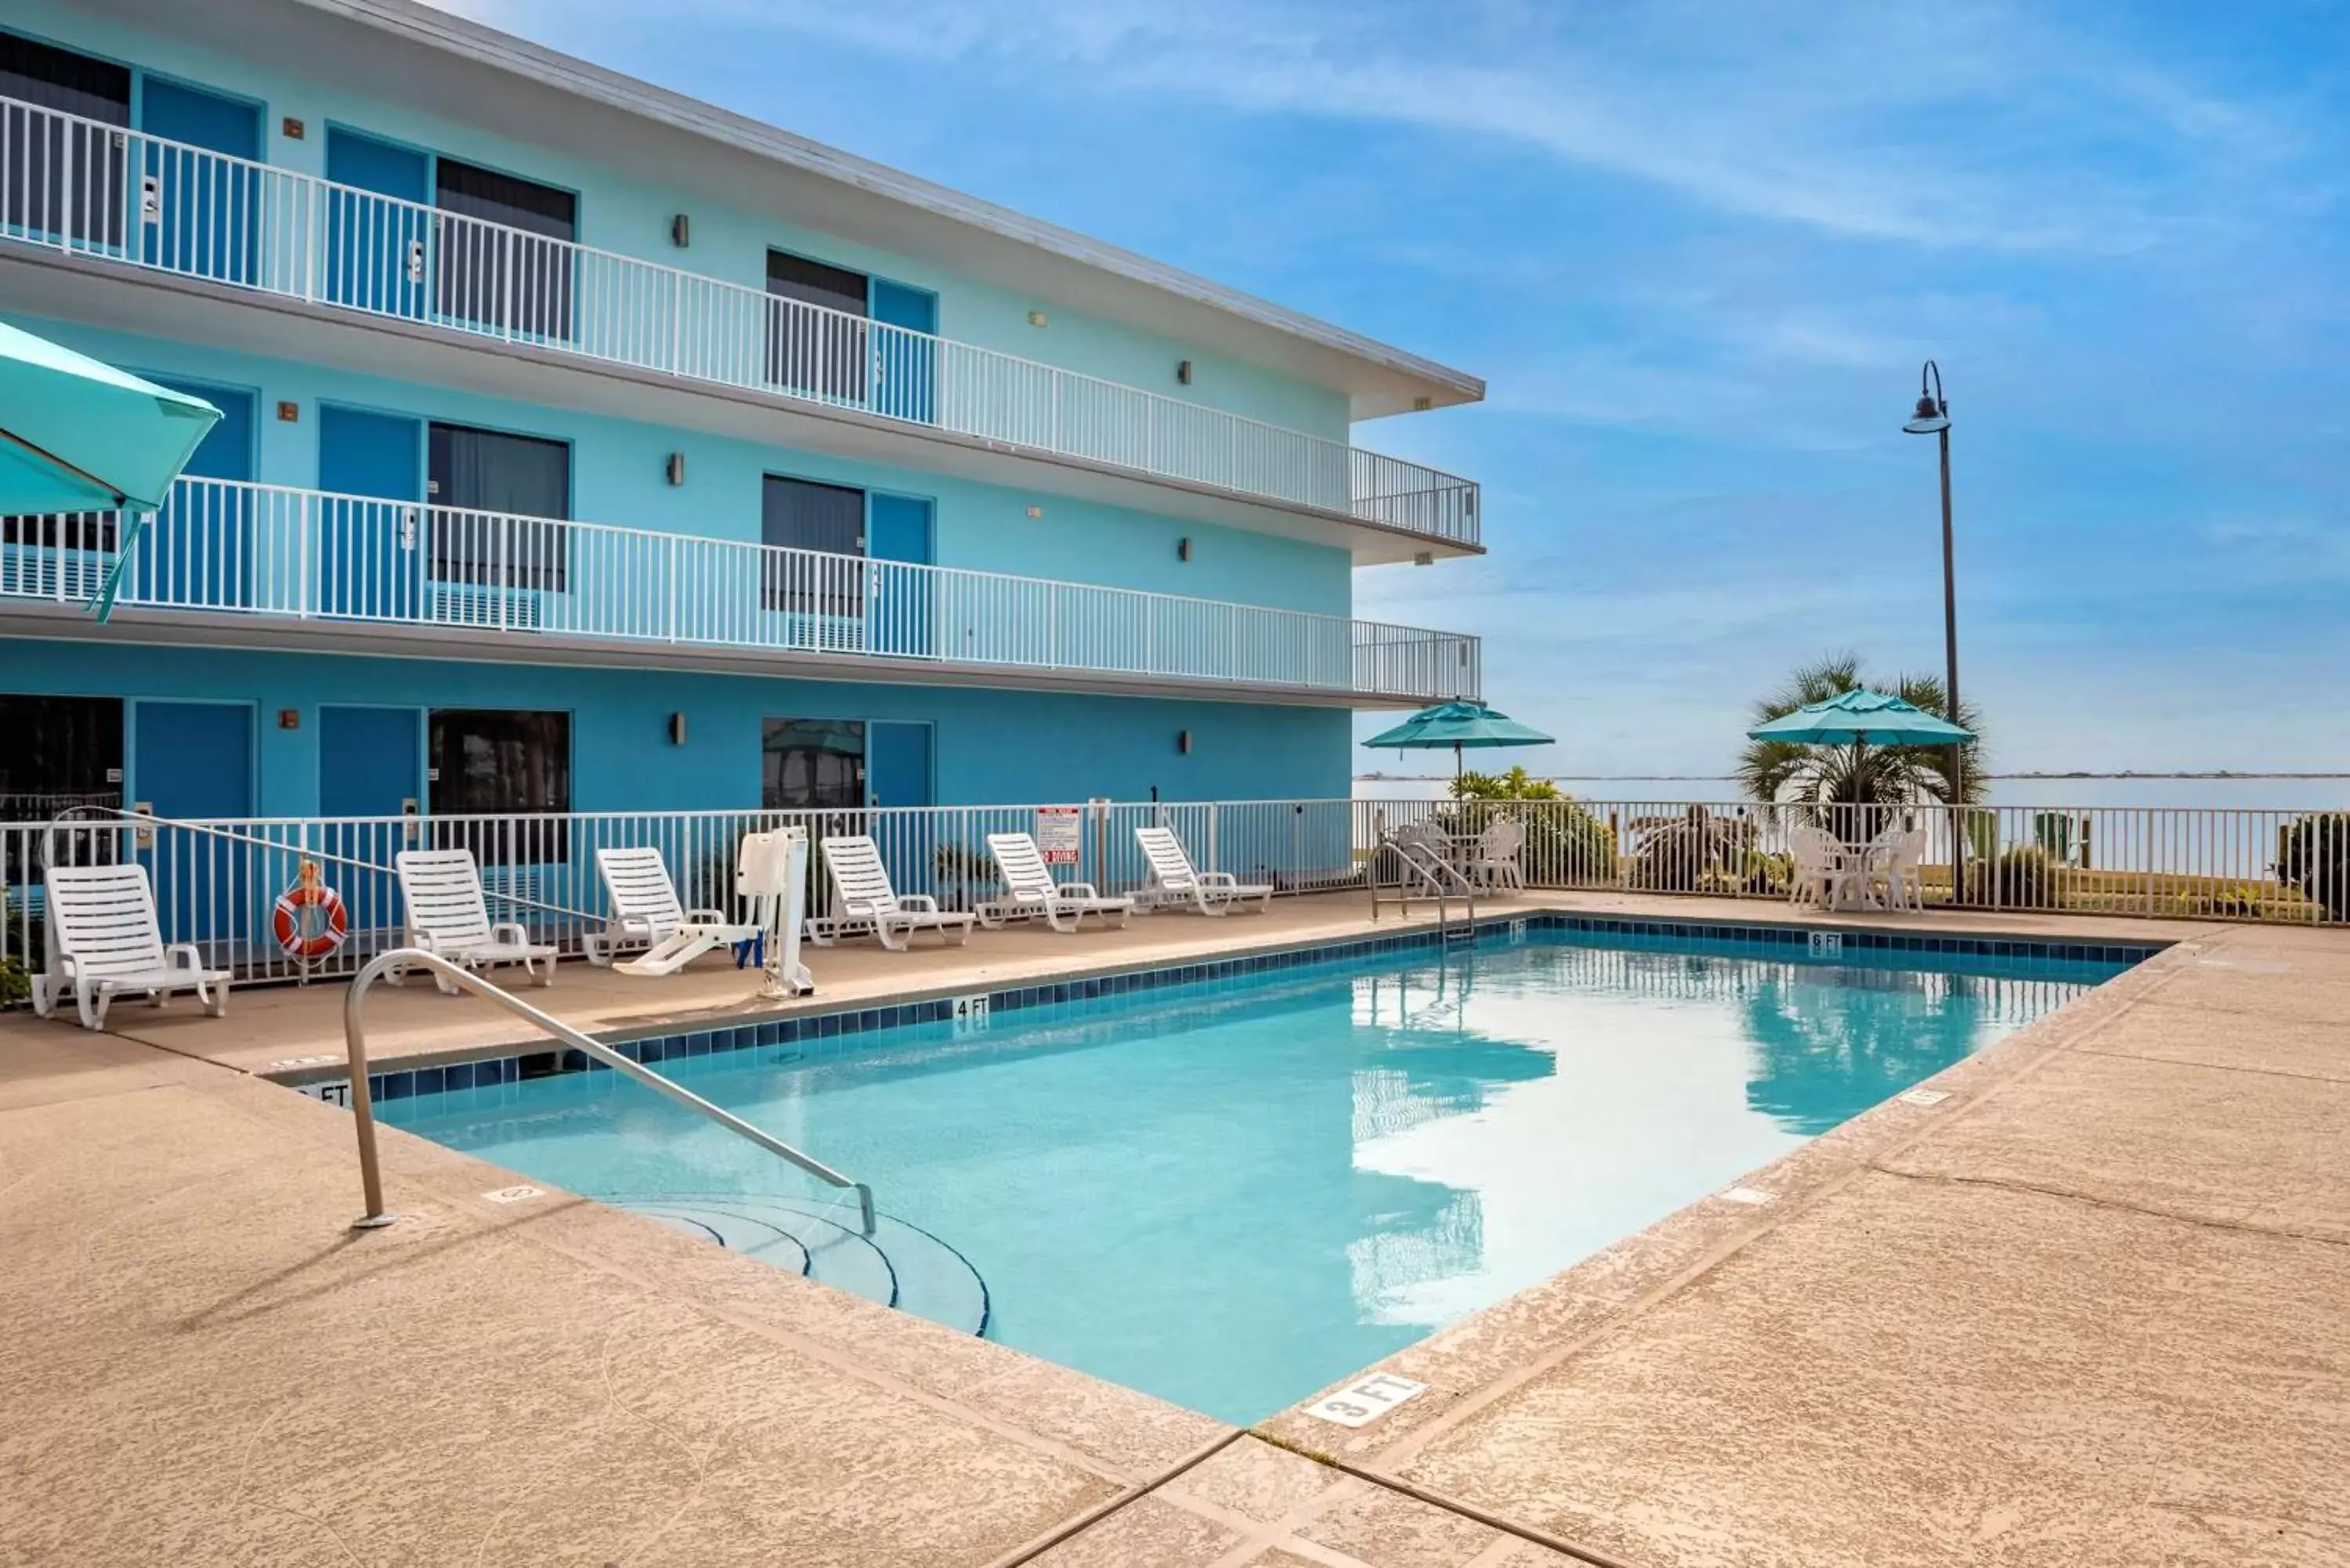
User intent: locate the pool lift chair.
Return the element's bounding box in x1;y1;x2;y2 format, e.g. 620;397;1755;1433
607;830;814;997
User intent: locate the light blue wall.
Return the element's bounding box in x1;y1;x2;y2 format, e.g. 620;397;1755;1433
5;2;1356;443
29;316;1353;615
0;640;1352;815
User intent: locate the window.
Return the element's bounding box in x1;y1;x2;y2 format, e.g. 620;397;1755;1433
0;695;121;882
762;719;864;811
428;709;569;865
761;475;864;614
1;32;128;246
427;422;569;591
434;157;577;339
766;250;868;402
0;694;121;816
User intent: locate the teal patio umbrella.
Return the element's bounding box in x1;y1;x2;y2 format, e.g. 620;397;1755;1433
0;317;221;621
1365;699;1555;778
1746;688;1972;747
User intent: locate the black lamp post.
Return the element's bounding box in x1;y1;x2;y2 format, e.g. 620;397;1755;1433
1903;359;1964;887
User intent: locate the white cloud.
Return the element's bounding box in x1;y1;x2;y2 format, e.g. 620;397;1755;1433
431;0;2314;255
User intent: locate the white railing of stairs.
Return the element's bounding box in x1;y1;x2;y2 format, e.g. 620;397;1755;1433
1370;823;1478;936
341;947;876;1236
0;476;1484;702
0;95;1480;547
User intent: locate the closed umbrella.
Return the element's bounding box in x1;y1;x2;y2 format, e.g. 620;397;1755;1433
0;317;220;622
1364;699;1554;779
1745;688;1972;747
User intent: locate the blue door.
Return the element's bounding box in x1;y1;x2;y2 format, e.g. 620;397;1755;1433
866;492;935;659
132;700;253;950
318;705;421;948
324;128;430;320
139;79;260;286
146;378;253;611
866;718;935;898
317;405;423;620
870;279;938;425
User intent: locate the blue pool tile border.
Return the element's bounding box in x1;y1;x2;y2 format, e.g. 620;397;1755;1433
352;916;2162;1104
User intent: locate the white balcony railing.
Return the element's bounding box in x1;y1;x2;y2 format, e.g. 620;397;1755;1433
0;477;1482;702
0;96;1480;547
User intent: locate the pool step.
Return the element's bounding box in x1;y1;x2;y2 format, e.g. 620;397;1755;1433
608;1193;989;1337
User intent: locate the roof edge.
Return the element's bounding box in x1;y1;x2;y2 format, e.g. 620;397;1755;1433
299;0;1484;412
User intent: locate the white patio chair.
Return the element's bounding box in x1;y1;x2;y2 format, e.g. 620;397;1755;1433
1468;817;1527;891
976;833;1132;933
585;847;728;966
808;835;974;951
33;862;230;1031
392;847;557;991
1867;827;1931;912
1788;826;1864;911
1132;825;1273;916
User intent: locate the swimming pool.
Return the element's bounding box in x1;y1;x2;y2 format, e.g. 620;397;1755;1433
376;926;2131;1422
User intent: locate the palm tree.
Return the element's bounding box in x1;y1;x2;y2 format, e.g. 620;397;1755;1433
1737;652;1986;807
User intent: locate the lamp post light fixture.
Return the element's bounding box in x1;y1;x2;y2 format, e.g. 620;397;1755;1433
1904;359;1964;887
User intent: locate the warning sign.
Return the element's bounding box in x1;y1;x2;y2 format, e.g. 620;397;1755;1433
1036;805;1083;865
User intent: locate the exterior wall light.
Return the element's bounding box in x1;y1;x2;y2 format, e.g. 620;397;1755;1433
1177;729;1192;755
1025;504;1043;518
1176;359;1193;385
666;452;686;486
1177;537;1191;562
668;712;688;746
1028;310;1048;327
671;214;690;248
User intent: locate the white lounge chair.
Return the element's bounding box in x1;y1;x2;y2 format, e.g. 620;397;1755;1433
976;833;1132;933
1133;825;1273;916
585;847;729;966
33;862;230;1031
392;847;556;990
808;835;974;951
1467;817;1528;891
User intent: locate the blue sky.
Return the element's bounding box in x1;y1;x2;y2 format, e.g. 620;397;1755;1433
438;0;2350;777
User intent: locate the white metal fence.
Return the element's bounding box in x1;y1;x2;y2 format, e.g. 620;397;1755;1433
0;95;1480;547
2;797;2341;1001
0;476;1481;700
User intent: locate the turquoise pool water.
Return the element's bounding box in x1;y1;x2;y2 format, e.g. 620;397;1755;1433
378;932;2123;1422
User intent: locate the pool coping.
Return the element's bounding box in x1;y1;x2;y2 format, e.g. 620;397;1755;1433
269;910;2167;1108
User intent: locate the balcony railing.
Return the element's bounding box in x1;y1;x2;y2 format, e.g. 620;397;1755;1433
0;477;1481;702
0;96;1481;547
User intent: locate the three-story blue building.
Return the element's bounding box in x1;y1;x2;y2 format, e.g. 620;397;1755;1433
0;0;1483;838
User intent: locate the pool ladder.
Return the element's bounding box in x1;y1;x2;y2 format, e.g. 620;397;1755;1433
1369;824;1479;941
338;948;876;1235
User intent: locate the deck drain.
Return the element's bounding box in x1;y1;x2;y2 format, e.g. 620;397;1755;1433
1720;1186;1775;1205
266;1054;339;1071
1897;1089;1952;1107
1307;1372;1426;1428
483;1185;545;1204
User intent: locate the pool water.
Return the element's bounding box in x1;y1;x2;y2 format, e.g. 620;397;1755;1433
378;932;2123;1422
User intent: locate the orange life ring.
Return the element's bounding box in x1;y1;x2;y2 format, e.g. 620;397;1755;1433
273;873;349;959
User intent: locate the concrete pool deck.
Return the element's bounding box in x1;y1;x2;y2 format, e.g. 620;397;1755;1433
2;891;2345;1566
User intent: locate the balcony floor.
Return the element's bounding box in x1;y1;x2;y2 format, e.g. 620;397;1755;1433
0;598;1453;708
2;245;1482;566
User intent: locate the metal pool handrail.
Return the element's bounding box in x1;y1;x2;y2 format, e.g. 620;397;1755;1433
340;948;876;1234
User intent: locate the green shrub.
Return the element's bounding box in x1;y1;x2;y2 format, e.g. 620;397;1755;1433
2276;812;2350;921
1965;844;2059;909
1443;794;1618;886
1626;807;1753;893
